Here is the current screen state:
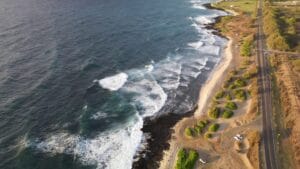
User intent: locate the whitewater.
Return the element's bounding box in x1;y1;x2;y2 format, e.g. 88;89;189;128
26;2;228;169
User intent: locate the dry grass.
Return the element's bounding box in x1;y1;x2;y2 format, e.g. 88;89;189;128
270;54;300;168
246;130;260;169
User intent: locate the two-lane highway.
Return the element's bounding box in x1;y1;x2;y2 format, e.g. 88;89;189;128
256;0;278;168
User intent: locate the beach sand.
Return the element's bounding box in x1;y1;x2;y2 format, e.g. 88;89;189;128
159;36;235;169
194;37;233;117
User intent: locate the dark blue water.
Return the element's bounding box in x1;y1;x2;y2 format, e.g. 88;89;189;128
0;0;226;168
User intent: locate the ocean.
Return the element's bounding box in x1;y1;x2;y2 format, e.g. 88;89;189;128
0;0;227;168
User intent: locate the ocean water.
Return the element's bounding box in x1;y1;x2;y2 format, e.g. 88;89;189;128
0;0;227;168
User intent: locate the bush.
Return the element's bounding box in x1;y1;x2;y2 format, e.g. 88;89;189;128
205;132;213;139
225;93;232;100
234;89;247;100
185;127;193;137
176;148;186;169
215;90;225;99
175;149;199;169
229;84;237;90
222;110;234;118
263;6;290;51
194;125;203;134
234;78;247;87
208;123;220;132
240;40;252;57
208;107;221;119
185;150;199;169
223;76;234;88
230;69;238;76
225;102;238;110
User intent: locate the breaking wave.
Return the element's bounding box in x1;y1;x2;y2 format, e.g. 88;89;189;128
28;1;228;169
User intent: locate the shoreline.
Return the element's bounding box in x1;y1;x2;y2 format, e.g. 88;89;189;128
159;29;234;169
132;107;196;169
133;3;235;169
194;37;233;117
159;3;237;169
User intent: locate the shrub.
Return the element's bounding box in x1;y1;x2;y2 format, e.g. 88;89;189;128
176;148;186;169
222;110;234;118
224;76;234;88
229;84;237;90
225;102;238;110
197;121;206;128
205;132;213;139
208;123;220;132
240;40;252;57
175;149;199;169
234;89;247;100
230;69;238;76
242;59;251;66
185;127;193;137
263;6;290;51
225;93;232;100
234;78;247;87
215;90;225;99
194;125;203;134
185;150;199;169
208;107;221;119
243;72;251;80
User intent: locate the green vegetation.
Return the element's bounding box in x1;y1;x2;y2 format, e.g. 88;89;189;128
240;38;252;57
230;69;238;76
234;89;247;100
215;16;233;33
213;0;257;17
234;78;247;87
197;120;209;128
186;120;210;136
208;107;221;119
185;127;193;137
225;93;232;101
215;90;225;99
175;148;199;169
229;84;237;90
223;76;235;88
263;4;290;51
222;110;234;118
205;132;213;139
243;67;258;79
225;102;238;110
208;123;220;132
263;2;299;51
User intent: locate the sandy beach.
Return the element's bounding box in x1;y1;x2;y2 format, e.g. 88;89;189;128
158;3;261;168
159;34;236;169
194;37;233;117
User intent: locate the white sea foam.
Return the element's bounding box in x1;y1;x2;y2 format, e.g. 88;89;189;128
32;115;143;169
188;41;204;49
98;72;128;91
145;64;154;72
30;1;228;169
90;111;108;120
192;4;206;10
194;16;214;24
123;71;168;117
197;45;220;56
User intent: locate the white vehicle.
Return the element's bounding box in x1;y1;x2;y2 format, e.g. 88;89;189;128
236;134;243;140
233;134;243;141
233;136;241;141
199;158;207;164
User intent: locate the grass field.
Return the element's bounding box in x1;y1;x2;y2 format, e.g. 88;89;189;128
214;0;257;17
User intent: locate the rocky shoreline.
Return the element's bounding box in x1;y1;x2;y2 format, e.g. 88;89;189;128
132;107;196;169
132;3;230;169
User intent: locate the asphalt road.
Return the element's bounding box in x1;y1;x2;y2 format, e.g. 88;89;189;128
256;0;278;168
